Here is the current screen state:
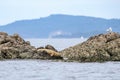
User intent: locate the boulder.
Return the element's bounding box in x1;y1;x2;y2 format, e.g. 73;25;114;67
60;32;120;62
0;32;62;60
0;32;36;60
37;47;44;49
33;49;62;59
45;45;58;52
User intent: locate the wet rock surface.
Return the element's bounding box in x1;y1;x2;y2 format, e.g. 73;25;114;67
0;32;62;60
60;32;120;62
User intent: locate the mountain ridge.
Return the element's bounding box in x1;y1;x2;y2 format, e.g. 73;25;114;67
0;14;120;38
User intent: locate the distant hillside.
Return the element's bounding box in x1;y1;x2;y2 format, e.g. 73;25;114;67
0;14;120;38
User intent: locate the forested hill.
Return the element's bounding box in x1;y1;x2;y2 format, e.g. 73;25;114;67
0;14;120;38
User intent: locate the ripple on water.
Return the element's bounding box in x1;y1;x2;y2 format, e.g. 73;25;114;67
0;60;120;80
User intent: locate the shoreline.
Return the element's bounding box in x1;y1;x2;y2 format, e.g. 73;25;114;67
0;32;120;62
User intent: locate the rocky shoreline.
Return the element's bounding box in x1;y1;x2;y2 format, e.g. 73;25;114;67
0;32;62;60
0;32;120;62
60;32;120;62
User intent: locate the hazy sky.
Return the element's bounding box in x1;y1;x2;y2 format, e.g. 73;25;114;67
0;0;120;25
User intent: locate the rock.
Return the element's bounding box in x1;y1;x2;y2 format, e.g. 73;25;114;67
60;32;120;62
37;47;44;50
0;32;8;36
35;45;62;60
1;47;20;59
45;45;58;52
33;49;62;59
19;52;34;59
0;32;62;60
0;32;37;60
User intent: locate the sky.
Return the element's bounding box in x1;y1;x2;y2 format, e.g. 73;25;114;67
0;0;120;25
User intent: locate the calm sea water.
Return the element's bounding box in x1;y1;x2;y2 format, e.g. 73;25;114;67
0;38;120;80
25;38;87;51
0;60;120;80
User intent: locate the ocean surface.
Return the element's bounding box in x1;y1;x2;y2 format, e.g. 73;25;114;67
25;38;87;51
0;38;120;80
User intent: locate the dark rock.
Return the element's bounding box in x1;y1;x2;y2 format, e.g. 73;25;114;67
45;45;58;52
60;32;120;62
37;47;44;50
0;32;62;60
0;32;8;36
0;32;37;60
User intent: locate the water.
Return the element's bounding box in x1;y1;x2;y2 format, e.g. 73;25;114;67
25;38;87;51
0;60;120;80
0;38;120;80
